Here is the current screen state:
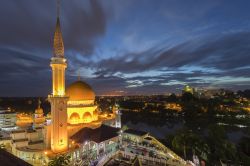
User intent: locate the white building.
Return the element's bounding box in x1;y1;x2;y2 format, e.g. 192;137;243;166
0;107;16;129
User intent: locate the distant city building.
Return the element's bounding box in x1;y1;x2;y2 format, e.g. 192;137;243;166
182;85;194;94
165;103;182;112
0;107;16;129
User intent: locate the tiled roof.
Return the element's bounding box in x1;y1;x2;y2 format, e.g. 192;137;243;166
71;125;119;143
0;149;32;166
123;129;148;136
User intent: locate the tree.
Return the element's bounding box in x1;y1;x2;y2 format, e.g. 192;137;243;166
192;136;210;162
206;125;238;164
167;93;178;102
172;129;196;159
48;154;71;166
239;136;250;157
181;92;196;102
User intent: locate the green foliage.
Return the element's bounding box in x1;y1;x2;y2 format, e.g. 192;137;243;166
206;125;238;164
172;129;197;159
239;136;250;157
167;93;178;102
122;125;129;131
181;92;195;102
48;154;71;166
170;125;240;165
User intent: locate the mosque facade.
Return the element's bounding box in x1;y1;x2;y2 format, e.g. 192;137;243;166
0;1;120;165
0;1;186;165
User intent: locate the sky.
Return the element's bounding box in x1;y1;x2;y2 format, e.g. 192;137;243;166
0;0;250;96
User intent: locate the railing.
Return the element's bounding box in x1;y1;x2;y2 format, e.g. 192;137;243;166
122;137;186;165
143;135;185;163
96;150;119;166
119;151;168;166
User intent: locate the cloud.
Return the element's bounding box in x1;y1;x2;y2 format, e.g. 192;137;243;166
0;0;250;96
92;32;250;74
0;0;109;96
0;0;108;57
80;31;250;94
63;0;108;55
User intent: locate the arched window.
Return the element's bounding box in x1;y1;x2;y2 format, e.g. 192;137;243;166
82;112;92;123
70;112;80;124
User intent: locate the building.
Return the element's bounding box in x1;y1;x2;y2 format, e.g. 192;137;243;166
33;100;45;128
66;81;98;124
0;107;16;129
3;1;119;165
182;85;194;94
0;1;186;165
70;124;120;159
16;113;33;128
0;149;32;166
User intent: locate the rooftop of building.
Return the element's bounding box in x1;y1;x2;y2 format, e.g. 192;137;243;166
0;149;32;166
0;107;16;114
11;129;26;134
71;124;120;144
123;129;148;137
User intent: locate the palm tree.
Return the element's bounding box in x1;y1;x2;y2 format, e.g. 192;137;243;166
206;125;238;164
172;129;195;159
48;154;71;166
192;137;210;161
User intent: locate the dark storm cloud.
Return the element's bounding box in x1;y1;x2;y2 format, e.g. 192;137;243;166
66;75;128;96
94;32;250;75
86;31;250;94
0;0;107;57
0;0;250;96
63;0;107;55
0;47;49;77
0;0;108;96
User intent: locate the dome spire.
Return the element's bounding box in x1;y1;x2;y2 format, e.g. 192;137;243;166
53;0;64;57
78;70;81;81
38;98;41;109
57;0;60;18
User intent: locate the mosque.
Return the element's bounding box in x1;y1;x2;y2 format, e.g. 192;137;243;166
0;1;186;165
47;8;121;153
0;1;121;165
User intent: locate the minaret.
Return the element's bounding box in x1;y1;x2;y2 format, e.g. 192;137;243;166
48;0;68;153
112;104;122;128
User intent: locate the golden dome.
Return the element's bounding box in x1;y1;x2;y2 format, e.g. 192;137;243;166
35;108;43;114
35;99;43;114
66;81;95;101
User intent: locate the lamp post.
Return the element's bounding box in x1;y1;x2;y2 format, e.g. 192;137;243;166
43;151;48;166
119;130;123;150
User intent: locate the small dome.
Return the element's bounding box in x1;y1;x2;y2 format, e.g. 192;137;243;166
35;108;43;114
35;99;43;114
66;81;95;101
